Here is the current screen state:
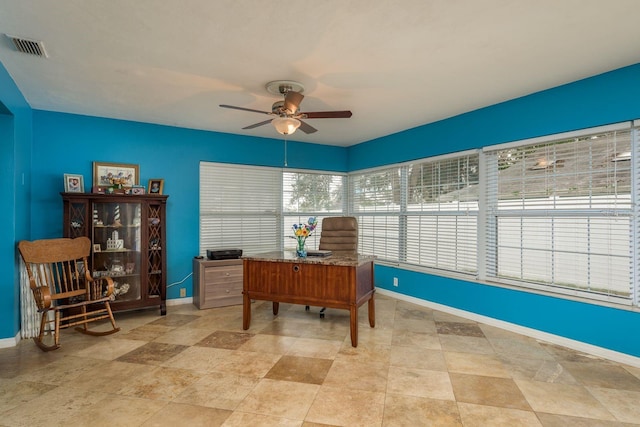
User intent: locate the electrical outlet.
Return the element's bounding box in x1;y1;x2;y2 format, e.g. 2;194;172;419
393;277;398;287
180;288;186;298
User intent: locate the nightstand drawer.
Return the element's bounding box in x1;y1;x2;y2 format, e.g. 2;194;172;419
205;265;242;285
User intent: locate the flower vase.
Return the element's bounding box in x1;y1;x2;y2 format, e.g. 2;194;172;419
296;239;307;258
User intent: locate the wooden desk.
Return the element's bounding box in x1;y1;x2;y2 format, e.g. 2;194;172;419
242;252;375;347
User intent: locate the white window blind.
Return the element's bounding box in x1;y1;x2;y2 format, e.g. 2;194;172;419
485;128;634;302
199;162;282;255
350;167;402;260
200;163;346;255
405;155;479;273
351;153;479;273
282;170;347;250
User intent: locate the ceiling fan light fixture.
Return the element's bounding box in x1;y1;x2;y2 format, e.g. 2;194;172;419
272;117;301;135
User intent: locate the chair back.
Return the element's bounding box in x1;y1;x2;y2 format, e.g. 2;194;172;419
18;237;91;301
318;216;358;254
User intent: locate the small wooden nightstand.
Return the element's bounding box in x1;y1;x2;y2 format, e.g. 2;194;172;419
193;258;243;309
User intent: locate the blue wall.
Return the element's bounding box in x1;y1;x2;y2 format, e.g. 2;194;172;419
375;266;640;357
349;63;640;170
4;58;640;359
0;63;32;341
30;111;349;300
352;63;640;358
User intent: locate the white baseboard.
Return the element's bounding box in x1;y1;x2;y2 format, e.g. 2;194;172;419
0;331;21;349
377;288;640;369
167;297;193;306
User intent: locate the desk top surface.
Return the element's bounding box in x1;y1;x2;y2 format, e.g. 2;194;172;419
242;251;374;267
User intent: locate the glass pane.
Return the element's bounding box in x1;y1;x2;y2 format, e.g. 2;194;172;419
283;172;345;213
92;201;142;302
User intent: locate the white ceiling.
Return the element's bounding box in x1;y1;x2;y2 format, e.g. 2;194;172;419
1;1;639;147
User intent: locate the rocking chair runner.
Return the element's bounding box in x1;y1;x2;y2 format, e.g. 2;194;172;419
18;237;120;351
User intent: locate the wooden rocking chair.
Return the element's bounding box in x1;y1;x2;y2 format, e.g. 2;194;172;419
18;237;120;351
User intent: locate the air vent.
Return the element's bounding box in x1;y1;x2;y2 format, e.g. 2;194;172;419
6;34;47;58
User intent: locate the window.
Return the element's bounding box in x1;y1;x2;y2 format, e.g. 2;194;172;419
200;163;346;255
283;170;347;250
405;154;479;273
484;124;635;303
199;162;282;255
351;152;479;274
350;167;402;260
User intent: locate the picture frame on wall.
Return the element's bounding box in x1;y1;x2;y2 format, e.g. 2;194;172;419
93;162;139;190
148;179;164;195
64;174;84;193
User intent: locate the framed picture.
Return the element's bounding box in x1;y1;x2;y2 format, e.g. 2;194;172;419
131;185;146;195
64;174;84;193
93;244;101;253
93;162;139;190
148;179;164;195
126;263;135;274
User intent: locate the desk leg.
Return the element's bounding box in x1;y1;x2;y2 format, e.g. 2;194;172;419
350;305;358;347
272;302;279;315
242;293;251;330
368;294;376;328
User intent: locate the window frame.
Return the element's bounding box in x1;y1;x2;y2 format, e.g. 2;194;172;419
482;122;636;305
350;150;480;276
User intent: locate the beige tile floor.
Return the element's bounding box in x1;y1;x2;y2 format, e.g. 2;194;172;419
1;294;640;426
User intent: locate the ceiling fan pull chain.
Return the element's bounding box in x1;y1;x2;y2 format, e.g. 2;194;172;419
284;136;288;167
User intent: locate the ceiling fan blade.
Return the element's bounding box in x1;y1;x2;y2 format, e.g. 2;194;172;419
302;110;353;119
283;91;304;114
242;119;273;130
298;120;318;134
219;104;271;115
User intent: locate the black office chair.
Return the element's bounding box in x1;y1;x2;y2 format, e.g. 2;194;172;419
307;216;358;318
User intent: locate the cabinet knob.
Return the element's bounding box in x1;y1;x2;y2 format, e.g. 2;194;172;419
293;265;300;272
226;289;230;293
225;272;230;276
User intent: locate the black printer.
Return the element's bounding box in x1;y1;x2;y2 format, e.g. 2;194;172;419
206;248;243;260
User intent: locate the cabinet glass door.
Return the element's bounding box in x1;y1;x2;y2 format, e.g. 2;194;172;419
91;201;142;302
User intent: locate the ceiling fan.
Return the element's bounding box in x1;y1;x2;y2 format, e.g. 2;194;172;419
219;80;352;135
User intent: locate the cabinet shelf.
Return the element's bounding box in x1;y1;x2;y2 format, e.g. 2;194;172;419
62;192;169;315
94;273;141;279
94;224;141;228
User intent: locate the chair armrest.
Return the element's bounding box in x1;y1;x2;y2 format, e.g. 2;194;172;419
87;275;115;300
31;286;52;310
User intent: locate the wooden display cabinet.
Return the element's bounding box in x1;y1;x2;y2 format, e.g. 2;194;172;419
62;192;169;315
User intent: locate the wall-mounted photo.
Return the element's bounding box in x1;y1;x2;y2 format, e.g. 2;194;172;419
93;162;139;191
148;179;164;195
64;174;84;193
